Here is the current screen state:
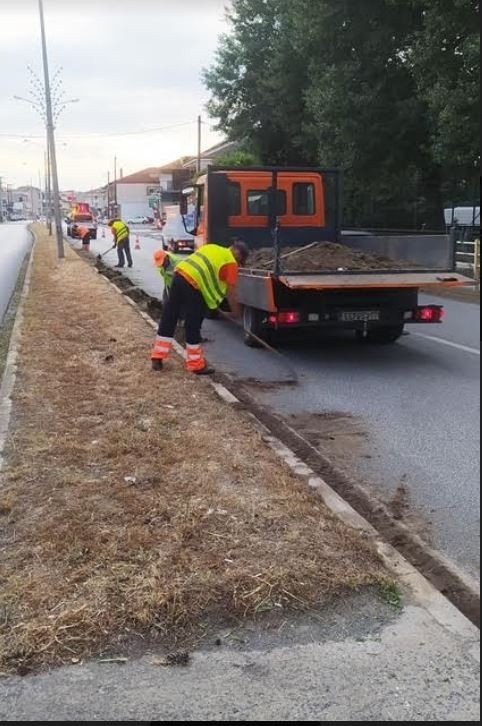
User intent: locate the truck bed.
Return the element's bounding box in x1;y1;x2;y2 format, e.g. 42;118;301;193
276;270;470;290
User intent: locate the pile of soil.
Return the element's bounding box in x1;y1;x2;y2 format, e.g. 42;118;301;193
247;242;409;273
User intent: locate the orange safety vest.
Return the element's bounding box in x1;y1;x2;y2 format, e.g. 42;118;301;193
77;226;90;239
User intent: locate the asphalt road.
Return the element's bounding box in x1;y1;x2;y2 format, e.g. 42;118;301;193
0;223;32;324
87;231;481;581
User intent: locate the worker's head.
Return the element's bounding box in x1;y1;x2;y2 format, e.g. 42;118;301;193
153;249;168;268
230;240;249;266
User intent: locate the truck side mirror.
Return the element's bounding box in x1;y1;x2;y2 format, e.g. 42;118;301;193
180;186;195;216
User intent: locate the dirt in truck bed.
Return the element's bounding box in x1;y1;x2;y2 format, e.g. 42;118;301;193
246;242;413;273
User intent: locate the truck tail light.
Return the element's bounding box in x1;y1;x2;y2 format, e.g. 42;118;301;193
268;311;301;326
415;305;445;322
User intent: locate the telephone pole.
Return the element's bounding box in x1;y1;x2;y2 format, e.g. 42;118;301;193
39;0;64;258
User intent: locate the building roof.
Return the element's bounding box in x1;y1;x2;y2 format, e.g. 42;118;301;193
182;140;241;169
116;159;194;185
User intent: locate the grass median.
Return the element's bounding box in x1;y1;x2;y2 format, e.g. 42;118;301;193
0;225;385;674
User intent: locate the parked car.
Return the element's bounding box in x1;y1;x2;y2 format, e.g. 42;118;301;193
127;215;150;225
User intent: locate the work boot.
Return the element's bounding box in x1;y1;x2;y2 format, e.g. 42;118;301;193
194;365;215;376
151;359;164;372
114;264;124;269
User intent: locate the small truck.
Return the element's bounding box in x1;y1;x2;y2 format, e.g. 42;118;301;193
180;166;471;345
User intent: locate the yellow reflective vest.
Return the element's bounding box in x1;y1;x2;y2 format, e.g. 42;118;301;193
111;220;129;245
176;244;236;310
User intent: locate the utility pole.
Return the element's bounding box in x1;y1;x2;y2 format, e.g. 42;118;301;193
0;176;4;223
45;142;52;234
107;171;111;218
197;115;202;175
39;0;64;258
114;155;118;216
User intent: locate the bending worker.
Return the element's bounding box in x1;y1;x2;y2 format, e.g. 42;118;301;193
73;224;91;252
108;218;133;268
151;241;249;375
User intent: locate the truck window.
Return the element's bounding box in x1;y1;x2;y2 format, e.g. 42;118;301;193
228;182;241;216
293;183;316;215
247;189;287;216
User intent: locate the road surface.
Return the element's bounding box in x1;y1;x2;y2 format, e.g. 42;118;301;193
0;223;32;325
87;231;480;581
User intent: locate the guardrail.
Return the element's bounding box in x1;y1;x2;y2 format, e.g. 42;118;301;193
456;237;480;287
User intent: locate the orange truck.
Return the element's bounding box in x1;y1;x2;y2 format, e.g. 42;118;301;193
66;202;98;240
180;166;471;345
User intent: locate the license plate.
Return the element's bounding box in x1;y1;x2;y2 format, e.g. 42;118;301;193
340;311;380;322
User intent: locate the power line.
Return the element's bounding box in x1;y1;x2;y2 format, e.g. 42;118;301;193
0;119;210;141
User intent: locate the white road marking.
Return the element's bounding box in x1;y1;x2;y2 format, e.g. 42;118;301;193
413;332;480;356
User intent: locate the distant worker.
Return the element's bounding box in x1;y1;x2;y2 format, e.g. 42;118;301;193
151;241;249;375
108;218;133;268
73;224;92;252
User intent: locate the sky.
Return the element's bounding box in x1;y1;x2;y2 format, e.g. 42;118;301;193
0;0;228;190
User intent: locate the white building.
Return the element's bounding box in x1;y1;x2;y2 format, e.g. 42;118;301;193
109;162;192;220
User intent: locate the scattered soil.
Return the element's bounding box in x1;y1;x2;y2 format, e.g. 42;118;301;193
247;242;413;273
0;226;385;674
285;412;433;544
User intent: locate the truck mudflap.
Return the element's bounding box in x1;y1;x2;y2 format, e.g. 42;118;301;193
277;271;472;291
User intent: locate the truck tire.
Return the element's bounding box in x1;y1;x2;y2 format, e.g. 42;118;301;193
365;324;405;344
243;306;265;347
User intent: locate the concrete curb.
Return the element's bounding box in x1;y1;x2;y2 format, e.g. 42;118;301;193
0;232;35;472
99;269;480;661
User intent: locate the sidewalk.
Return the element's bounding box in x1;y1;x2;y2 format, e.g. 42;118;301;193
0;226;479;720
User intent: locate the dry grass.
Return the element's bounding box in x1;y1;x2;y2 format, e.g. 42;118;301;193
0;226;384;673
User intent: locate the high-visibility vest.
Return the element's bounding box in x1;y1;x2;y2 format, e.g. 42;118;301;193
153;249;183;287
111;220;129;245
176;244;236;310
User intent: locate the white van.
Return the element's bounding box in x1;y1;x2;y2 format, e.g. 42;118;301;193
161;205;195;253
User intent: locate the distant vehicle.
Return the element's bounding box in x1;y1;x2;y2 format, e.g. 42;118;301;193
160;208;195;253
127;215;150;225
444;206;480;227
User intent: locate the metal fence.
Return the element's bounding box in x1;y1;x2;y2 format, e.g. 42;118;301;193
455;234;480;287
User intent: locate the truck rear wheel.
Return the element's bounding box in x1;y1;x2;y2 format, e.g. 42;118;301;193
365;324;405;344
243;306;265;347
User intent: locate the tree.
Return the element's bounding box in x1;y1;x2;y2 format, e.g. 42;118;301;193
204;0;479;227
410;0;480;204
203;0;314;164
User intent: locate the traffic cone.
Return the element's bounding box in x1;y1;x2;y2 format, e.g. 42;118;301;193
135;235;141;251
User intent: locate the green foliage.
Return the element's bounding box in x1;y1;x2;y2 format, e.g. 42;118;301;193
215;149;262;167
204;0;480;228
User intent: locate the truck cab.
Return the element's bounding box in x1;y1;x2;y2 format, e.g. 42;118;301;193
181;167;340;252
